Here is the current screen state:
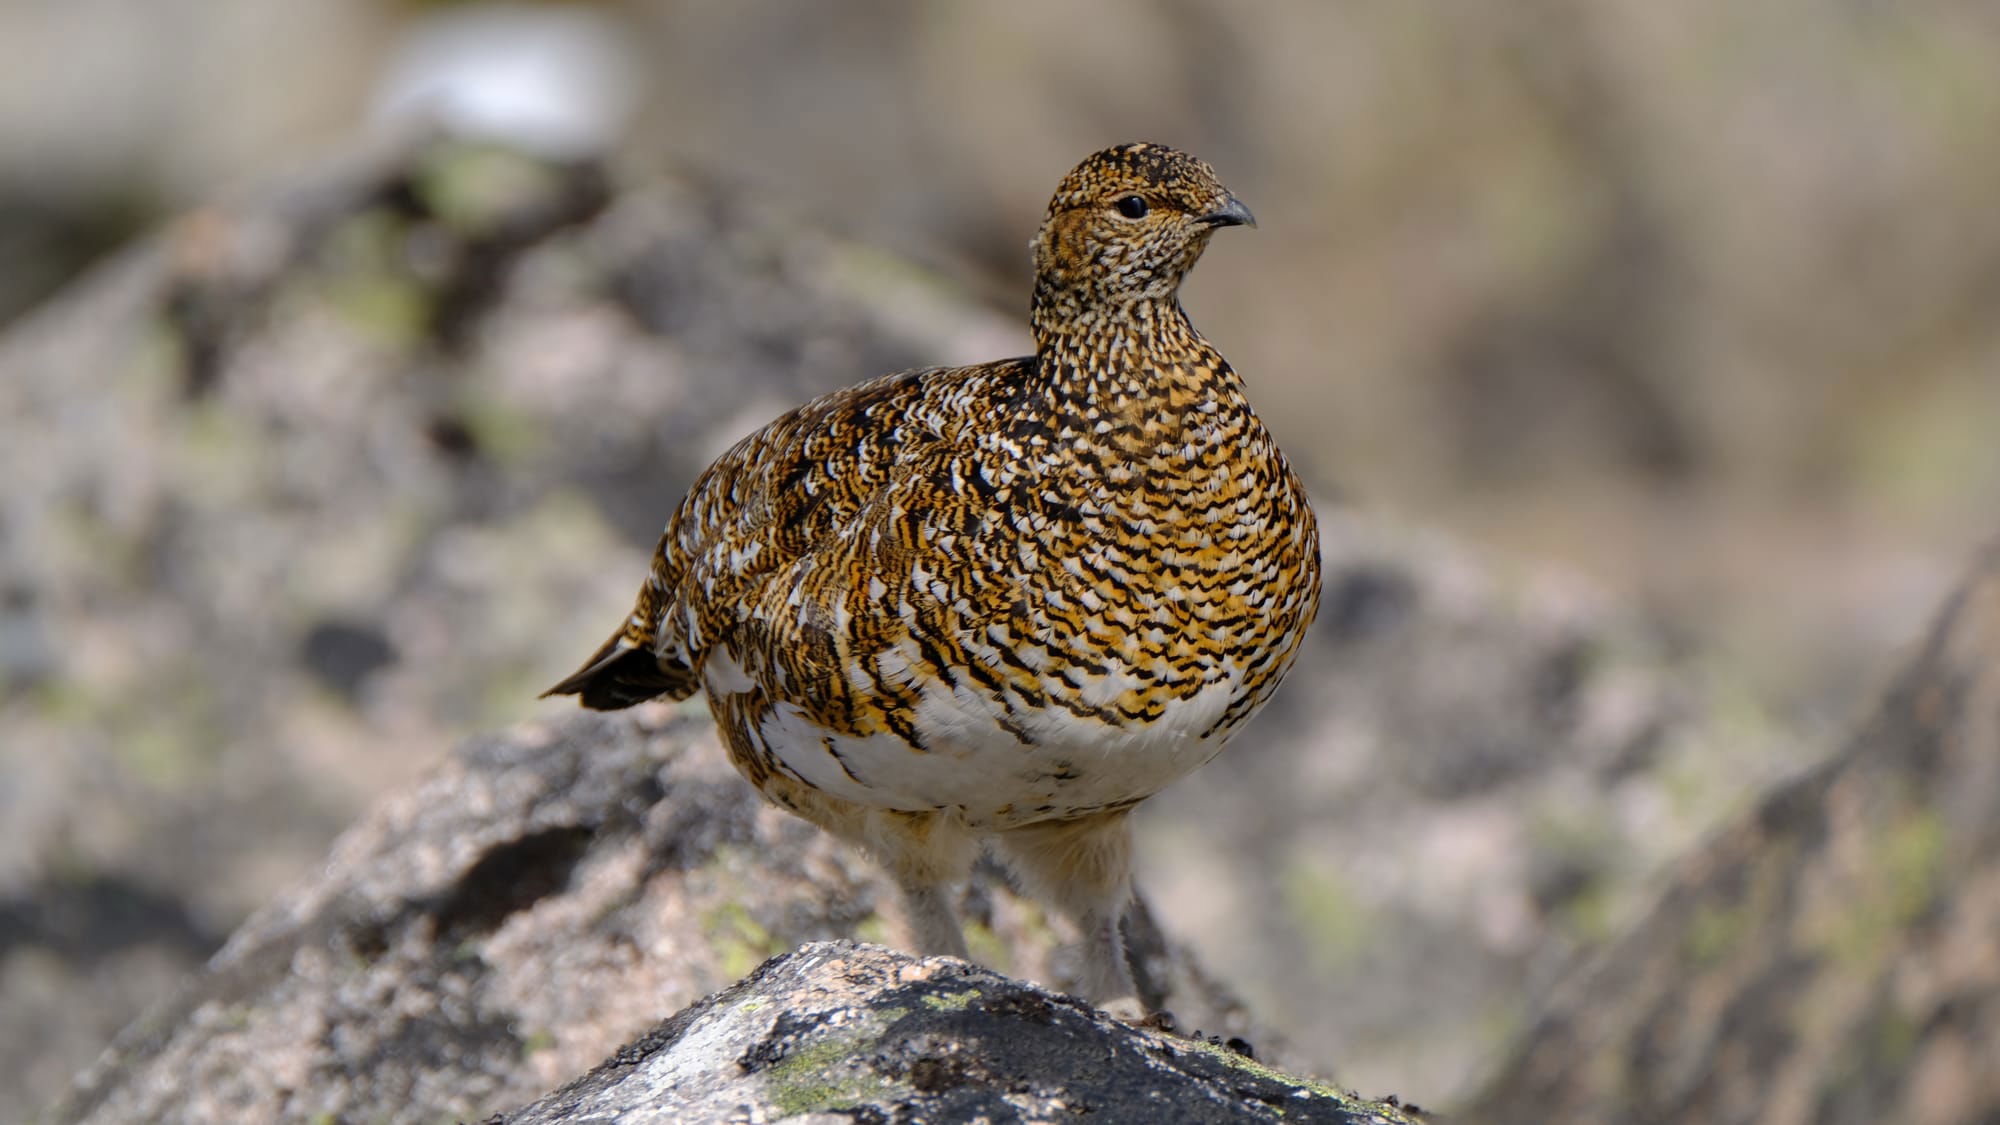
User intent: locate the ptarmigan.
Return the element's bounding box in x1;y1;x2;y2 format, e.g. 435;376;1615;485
547;143;1321;1015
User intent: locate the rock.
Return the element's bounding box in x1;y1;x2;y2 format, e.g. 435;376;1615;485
492;941;1424;1125
47;707;1278;1124
1468;539;2000;1124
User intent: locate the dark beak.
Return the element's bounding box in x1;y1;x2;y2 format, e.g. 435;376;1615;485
1198;196;1257;229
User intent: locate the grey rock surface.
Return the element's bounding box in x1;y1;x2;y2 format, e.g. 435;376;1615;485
1469;537;2000;1124
494;941;1425;1125
47;708;1270;1125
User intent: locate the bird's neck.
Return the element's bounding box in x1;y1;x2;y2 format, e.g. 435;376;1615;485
1025;288;1248;460
1033;267;1182;334
1030;289;1217;391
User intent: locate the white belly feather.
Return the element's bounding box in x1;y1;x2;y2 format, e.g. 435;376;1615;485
705;640;1244;829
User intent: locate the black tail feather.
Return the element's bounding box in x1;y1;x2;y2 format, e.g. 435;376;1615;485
543;640;684;711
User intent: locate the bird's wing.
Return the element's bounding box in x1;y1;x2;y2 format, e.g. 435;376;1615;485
715;411;1043;745
545;357;1034;709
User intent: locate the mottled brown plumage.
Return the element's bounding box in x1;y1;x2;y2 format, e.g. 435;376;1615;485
547;143;1321;1012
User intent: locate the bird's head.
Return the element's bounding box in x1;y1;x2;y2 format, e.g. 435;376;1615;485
1031;142;1254;313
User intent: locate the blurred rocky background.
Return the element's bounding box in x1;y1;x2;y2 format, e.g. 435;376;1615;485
4;1;1998;1120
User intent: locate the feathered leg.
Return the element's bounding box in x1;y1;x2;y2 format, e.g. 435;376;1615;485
996;810;1142;1017
869;809;977;959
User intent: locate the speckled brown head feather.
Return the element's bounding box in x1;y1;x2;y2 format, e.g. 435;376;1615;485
1031;142;1255;321
545;143;1320;1015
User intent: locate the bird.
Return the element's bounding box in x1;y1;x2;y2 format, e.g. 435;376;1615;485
545;142;1321;1016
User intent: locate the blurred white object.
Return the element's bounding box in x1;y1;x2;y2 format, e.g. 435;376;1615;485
370;3;641;159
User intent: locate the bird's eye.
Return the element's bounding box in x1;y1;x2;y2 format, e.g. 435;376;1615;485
1114;195;1149;219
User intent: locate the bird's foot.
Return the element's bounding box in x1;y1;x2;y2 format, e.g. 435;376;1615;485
1097;994;1150;1024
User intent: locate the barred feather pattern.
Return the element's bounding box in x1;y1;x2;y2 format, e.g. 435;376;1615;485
550;143;1321;834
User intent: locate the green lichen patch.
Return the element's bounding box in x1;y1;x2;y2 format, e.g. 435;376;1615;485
701;901;784;980
1684;901;1753;965
918;988;981;1012
1175;1033;1423;1120
411;141;568;235
760;1028;907;1117
853;912;893;948
960;919;1013;972
1280;857;1370;974
1807;806;1948;965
